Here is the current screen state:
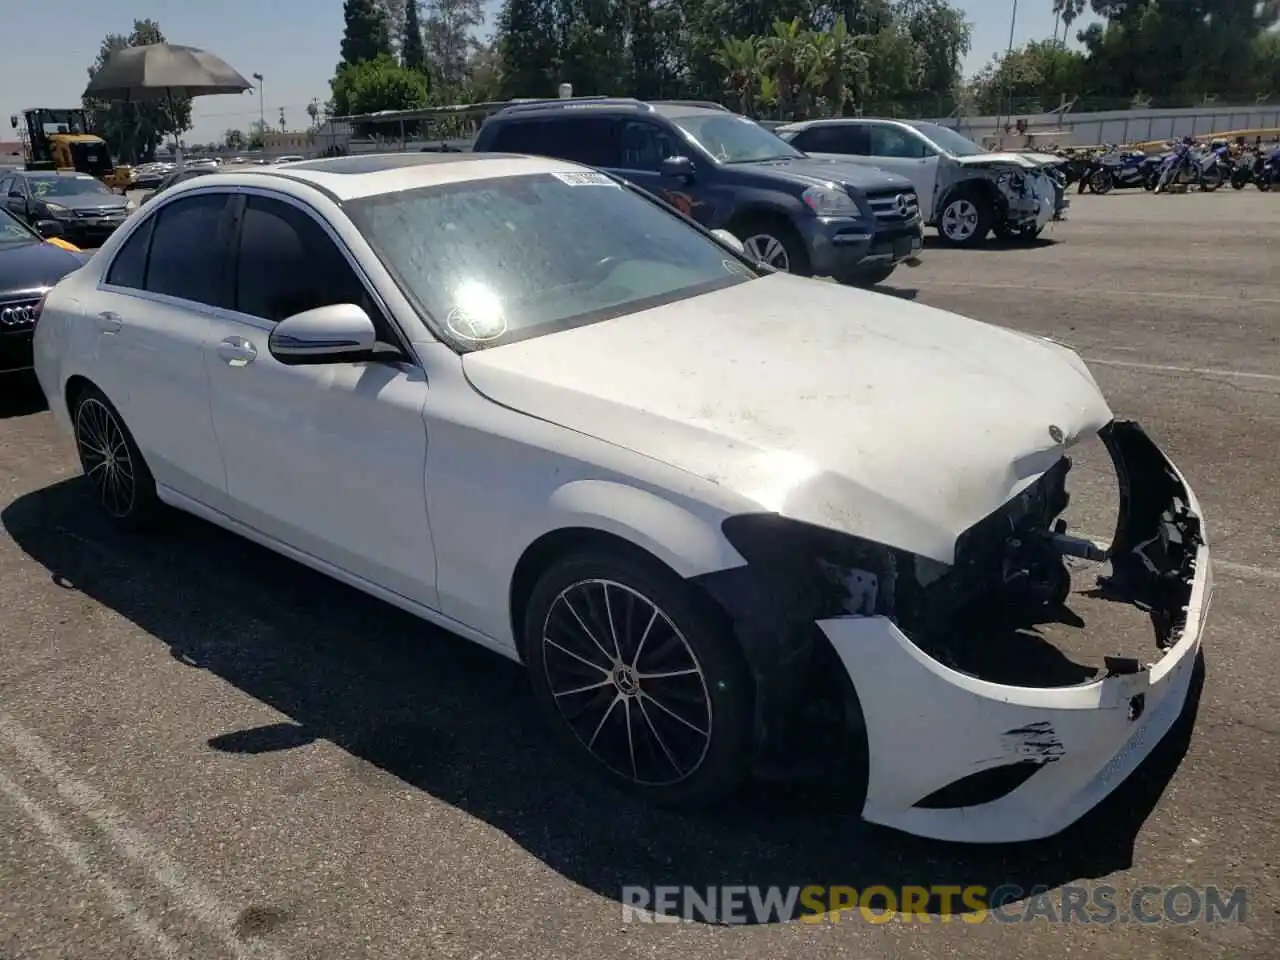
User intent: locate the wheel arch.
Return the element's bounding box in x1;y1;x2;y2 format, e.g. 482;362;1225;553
506;480;744;661
937;176;1002;217
64;373;95;413
725;201;802;236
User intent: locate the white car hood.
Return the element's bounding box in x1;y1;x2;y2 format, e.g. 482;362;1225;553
462;274;1112;564
955;151;1061;170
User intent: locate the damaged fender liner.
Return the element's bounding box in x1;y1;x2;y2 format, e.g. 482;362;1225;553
688;420;1209;819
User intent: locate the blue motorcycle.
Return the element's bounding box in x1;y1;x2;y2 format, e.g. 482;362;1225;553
1153;139;1199;192
1089;146;1150;194
1257;146;1280;191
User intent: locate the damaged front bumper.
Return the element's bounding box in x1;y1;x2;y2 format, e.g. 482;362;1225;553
819;421;1211;843
999;170;1062;231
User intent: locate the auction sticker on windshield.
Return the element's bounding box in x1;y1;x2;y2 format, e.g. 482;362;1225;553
551;171;620;187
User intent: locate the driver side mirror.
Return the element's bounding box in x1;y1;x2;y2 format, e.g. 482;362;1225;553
8;190;21;199
660;155;695;182
710;228;746;256
34;219;65;239
268;303;379;365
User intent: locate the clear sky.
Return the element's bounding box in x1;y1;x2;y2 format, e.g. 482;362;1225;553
0;0;1099;145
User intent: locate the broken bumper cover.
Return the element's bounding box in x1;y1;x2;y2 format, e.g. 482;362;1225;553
819;423;1211;844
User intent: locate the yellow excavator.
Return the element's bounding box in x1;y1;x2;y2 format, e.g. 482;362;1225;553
10;107;132;192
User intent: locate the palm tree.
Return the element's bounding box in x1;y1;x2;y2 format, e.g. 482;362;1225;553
760;19;814;119
802;18;868;117
712;37;764;116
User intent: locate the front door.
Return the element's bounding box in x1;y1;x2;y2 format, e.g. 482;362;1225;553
612;120;723;226
203;193;438;609
86;192;230;507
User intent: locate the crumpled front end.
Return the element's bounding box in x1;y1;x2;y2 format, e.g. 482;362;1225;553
694;420;1210;843
820;421;1210;843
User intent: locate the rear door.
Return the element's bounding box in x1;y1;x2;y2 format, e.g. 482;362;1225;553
85;191;231;507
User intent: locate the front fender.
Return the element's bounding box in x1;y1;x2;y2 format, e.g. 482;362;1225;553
543;479;743;579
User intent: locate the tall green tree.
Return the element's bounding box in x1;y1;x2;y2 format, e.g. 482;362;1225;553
341;0;394;65
895;0;971;106
82;19;192;164
402;1;429;72
496;0;561;97
424;0;485;89
330;54;430;129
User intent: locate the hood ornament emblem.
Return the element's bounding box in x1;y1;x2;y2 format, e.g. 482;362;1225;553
1048;425;1065;444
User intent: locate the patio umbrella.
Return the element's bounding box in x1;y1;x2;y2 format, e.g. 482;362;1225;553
83;43;253;168
83;43;252;102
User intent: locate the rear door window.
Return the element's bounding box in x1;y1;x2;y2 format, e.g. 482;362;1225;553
489;117;621;168
791;124;870;155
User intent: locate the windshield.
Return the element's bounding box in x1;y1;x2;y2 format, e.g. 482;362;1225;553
28;176;112;199
670;114;805;164
908;122;986;157
347;172;755;348
0;208;37;245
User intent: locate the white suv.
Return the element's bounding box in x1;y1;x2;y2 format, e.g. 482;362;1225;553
779;118;1068;247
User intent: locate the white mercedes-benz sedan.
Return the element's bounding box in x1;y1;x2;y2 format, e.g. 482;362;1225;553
31;152;1211;843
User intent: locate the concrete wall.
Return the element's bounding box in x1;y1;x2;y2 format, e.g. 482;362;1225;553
943;105;1280;146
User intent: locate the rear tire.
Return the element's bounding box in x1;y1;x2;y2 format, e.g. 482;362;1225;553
523;548;753;809
71;384;162;531
1090;169;1114;194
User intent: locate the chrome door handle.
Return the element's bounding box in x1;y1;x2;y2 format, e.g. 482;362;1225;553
216;336;257;367
95;310;122;333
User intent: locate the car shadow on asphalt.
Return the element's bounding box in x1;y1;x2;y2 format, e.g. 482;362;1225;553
922;234;1061;252
0;374;47;419
1;478;1205;925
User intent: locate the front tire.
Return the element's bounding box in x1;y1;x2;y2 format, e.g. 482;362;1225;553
71;385;161;530
1090;169;1114;194
935;193;992;247
523;548;753;809
735;217;811;276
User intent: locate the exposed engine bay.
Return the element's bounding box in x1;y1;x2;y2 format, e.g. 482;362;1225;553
692;419;1205;796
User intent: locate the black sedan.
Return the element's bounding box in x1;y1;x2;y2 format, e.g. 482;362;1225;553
0;170;134;249
0;207;87;375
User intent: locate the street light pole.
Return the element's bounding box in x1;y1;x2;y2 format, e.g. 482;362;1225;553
995;0;1019;141
252;72;264;133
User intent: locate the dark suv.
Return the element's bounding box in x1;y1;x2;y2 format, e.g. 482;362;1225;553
472;99;924;287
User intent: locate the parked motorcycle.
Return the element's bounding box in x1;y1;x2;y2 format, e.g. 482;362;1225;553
1089;145;1151;194
1153;137;1225;193
1195;140;1232;191
1255;146;1280;191
1231;150;1261;189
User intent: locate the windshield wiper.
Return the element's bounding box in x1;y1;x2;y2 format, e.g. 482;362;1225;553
724;155;799;165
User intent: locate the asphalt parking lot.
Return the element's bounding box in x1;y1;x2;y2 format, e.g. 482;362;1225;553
1;190;1277;959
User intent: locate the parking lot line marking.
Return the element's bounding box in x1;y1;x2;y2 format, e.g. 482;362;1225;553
1083;358;1280;382
1215;559;1280;582
0;712;287;960
916;279;1280;305
0;766;184;960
